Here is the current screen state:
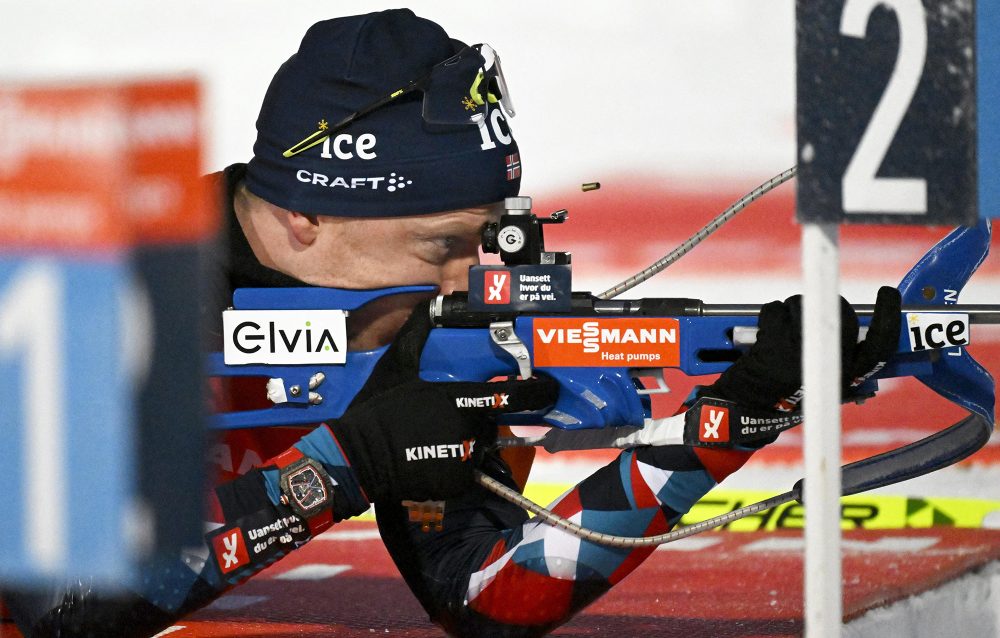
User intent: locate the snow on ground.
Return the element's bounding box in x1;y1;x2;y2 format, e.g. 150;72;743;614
844;561;1000;638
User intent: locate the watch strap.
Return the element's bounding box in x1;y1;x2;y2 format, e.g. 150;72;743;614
270;428;370;527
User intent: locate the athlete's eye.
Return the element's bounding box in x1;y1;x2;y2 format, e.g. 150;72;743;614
435;236;457;250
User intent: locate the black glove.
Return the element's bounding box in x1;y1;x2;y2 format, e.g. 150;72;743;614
846;286;903;391
329;301;558;503
699;286;901;411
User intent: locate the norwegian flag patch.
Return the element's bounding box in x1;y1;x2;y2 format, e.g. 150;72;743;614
505;153;521;180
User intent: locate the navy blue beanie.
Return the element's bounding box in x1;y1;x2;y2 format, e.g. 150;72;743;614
245;9;521;217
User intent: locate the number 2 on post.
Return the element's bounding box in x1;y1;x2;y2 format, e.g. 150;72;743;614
840;0;928;214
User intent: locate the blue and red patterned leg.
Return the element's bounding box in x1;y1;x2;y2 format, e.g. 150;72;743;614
463;444;756;631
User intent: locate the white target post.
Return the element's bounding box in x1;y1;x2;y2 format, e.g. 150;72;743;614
801;224;843;635
796;0;981;635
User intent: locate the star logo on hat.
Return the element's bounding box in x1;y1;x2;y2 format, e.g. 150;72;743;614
318;119;329;131
462;97;477;111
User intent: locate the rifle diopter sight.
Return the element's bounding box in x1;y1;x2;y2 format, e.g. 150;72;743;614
464;196;574;313
480;196;571;266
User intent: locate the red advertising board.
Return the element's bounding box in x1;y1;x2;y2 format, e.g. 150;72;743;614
0;78;213;250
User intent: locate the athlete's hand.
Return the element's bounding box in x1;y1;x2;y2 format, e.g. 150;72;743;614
329;301;557;503
699;286;901;412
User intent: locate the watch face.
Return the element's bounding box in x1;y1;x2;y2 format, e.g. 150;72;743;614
287;466;327;512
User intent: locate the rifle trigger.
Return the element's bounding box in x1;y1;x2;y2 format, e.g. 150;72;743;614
489;321;533;379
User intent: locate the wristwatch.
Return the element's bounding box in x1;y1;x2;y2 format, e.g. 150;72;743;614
278;457;335;519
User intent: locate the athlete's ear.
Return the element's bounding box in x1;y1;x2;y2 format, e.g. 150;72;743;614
287;210;320;246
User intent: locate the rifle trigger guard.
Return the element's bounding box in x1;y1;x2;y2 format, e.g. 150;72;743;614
490;321;533;379
630;368;670;395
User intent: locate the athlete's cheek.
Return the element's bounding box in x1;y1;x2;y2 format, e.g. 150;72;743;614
439;252;480;294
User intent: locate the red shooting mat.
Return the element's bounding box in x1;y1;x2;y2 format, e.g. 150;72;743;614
43;523;992;638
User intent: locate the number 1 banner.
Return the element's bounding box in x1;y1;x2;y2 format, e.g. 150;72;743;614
0;80;213;584
796;0;978;225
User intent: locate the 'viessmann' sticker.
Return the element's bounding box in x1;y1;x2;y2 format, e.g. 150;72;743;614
223;309;347;365
532;318;680;367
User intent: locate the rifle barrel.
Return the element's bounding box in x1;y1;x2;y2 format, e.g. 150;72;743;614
701;304;1000;324
432;293;1000;326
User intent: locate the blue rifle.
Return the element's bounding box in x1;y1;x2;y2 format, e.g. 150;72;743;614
207;183;997;541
